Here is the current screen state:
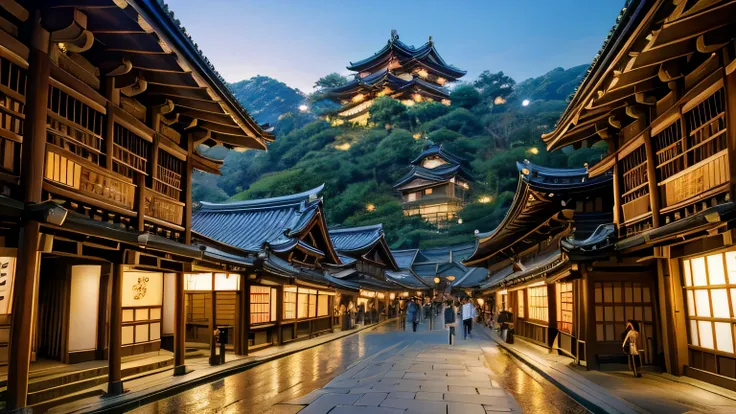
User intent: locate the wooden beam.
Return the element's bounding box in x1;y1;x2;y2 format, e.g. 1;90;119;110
107;263;124;395
184;137;194;244
696;24;735;54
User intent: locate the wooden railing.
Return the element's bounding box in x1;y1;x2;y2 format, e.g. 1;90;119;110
659;149;729;210
45;144;136;210
113;123;149;177
144;187;184;226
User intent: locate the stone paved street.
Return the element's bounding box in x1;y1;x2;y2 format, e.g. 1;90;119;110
282;339;520;414
127;317;584;413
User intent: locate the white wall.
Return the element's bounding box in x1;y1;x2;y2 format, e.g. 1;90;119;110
68;265;101;352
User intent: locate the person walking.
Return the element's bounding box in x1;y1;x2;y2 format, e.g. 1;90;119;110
623;320;642;377
407;298;420;332
444;299;456;345
462;298;475;339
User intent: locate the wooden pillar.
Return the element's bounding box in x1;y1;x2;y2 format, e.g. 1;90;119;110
6;12;50;409
96;266;111;360
546;283;558;348
612;162;621;236
107;263;124;395
184;137;194;244
135;173;146;232
243;281;250;355
329;294;335;333
209;273;218;365
275;285;283;345
723;50;736;199
104;78;116;171
234;275;248;356
173;271;186;375
643;132;660;227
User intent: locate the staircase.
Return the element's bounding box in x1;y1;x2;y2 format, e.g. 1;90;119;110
0;352;173;410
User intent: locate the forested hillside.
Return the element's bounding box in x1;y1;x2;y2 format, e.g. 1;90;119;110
193;65;606;248
228;75;308;126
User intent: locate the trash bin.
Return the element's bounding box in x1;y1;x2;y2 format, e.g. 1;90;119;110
506;328;515;344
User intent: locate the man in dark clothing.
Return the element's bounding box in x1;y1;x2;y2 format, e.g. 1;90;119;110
407;298;420;332
444;300;456;345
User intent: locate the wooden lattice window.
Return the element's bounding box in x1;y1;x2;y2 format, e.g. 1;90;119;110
113;124;149;178
47;85;104;165
283;286;297;320
155;149;183;200
557;282;573;334
0;56;26;142
683;252;736;355
653;121;685;182
594;282;653;342
527;286;548;322
620;146;649;218
250;285;272;324
685;88;726;166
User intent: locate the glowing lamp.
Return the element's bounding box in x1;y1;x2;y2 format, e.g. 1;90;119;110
434;277;441;284
389;293;396;300
457;218;463;224
528;147;539;155
522;99;530;107
352;94;365;103
366;204;376;212
494;96;507;105
521;168;530;175
447;276;456;282
298;104;309;112
479;196;493;204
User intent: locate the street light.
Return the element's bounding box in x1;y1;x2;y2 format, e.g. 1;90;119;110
433;277;440;284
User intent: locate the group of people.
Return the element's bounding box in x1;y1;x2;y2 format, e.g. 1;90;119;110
401;296;479;345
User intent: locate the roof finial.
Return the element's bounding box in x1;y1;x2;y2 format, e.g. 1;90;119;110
391;29;398;40
428;35;433;43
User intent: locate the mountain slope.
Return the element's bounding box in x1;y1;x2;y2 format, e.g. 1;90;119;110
195;66;605;249
228;76;307;125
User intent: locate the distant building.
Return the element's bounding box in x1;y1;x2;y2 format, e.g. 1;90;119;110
324;30;466;125
394;144;473;228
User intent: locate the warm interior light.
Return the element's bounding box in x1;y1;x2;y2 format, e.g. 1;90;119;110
528;281;546;287
335;142;351;151
499;289;508;295
441;99;451;106
436;77;447;85
434;277;441;284
389;293;396;300
352;94;365;103
494;96;507;105
521;168;530;175
413;132;422;140
478;196;493;204
366;203;376;212
528;147;539;155
416;69;429;78
413;93;423;102
447;276;456;282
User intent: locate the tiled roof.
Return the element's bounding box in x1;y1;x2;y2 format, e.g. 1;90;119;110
192;186;338;262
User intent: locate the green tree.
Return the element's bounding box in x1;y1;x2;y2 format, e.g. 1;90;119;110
369;97;408;129
474;70;515;104
313;72;349;90
449;84;481;110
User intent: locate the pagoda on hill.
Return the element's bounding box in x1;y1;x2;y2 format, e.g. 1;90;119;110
393;144;473;228
325;30;466;125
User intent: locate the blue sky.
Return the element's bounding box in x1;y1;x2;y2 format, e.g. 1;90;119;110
166;0;625;92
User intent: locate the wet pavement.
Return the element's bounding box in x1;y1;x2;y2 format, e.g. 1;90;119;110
128;318;585;413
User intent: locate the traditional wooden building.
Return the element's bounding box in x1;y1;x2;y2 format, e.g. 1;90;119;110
390;243;486;295
394;144;473;228
0;0;277;409
464;161;614;362
324;30;465;125
541;0;736;389
192;185;357;347
327;224;402;323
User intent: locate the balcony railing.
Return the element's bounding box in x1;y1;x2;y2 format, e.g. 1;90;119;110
45;144;136;211
659;149;729;211
144;187;184;226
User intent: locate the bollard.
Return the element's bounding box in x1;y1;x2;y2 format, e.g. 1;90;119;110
209;328;220;366
218;328;228;365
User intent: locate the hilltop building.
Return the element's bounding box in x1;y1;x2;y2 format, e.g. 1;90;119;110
324;30;466;125
394;144;473;228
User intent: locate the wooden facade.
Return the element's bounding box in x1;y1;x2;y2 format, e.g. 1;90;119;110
0;1;277;409
541;0;736;390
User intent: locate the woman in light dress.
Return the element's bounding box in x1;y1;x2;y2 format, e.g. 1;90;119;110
623;320;642;377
